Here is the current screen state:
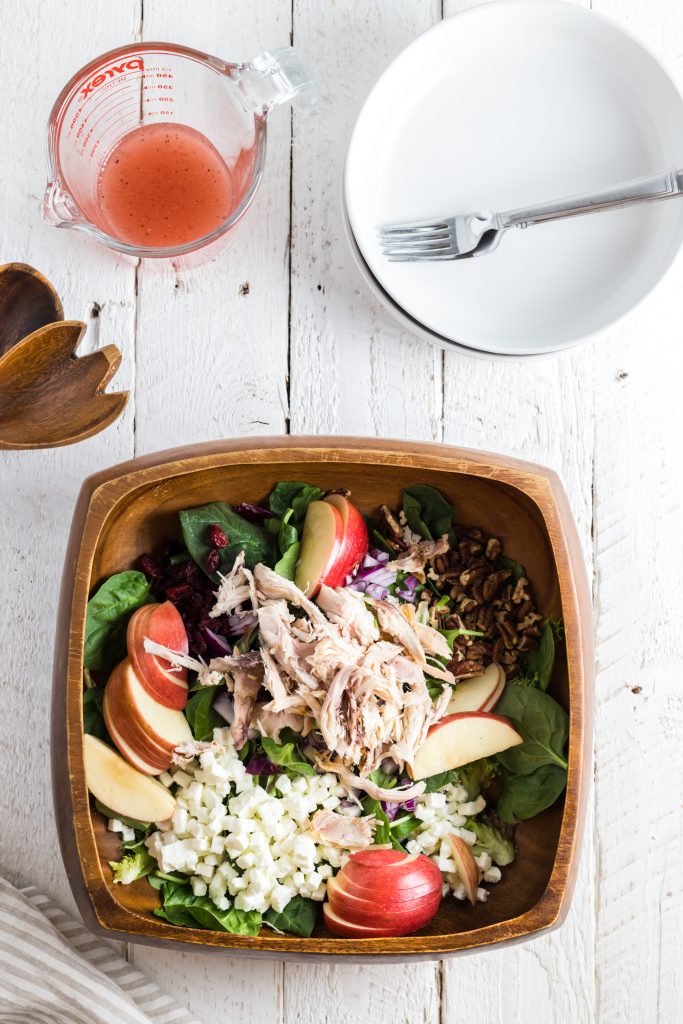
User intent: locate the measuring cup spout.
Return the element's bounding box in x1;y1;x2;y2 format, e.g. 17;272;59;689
42;182;81;229
237;47;316;116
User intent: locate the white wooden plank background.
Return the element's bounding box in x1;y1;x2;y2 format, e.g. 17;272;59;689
0;1;681;1022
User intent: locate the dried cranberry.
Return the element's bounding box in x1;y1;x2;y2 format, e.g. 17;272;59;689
138;553;163;578
208;523;228;549
193;631;208;656
171;558;201;581
206;549;221;574
165;583;193;602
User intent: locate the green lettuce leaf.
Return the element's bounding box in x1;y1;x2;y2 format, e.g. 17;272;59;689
260;736;315;776
109;848;154;885
468;818;516;866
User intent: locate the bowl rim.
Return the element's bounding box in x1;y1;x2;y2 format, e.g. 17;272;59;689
51;435;593;959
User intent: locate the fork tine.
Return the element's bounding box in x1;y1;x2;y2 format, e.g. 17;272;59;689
379;229;451;243
386;251;457;262
381;240;454;255
380;219;449;234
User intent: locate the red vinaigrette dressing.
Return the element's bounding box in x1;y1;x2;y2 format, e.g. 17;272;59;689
95;122;246;248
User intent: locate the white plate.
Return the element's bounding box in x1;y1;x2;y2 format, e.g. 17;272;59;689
341;199;546;362
345;1;683;356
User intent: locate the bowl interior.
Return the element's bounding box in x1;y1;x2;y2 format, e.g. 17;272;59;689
85;455;567;941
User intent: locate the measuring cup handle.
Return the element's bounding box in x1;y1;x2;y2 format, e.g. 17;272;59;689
238;47;316;116
42;182;81;228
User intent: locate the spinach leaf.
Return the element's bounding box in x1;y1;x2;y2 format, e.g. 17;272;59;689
497;764;568;823
269;482;324;521
83;687;107;739
109;848;154;885
84;571;151;671
155;882;262;935
424;770;457;793
367;767;397;791
496;682;568;774
524;620;556;692
278;509;299;555
264;895;317;937
274;540;300;581
496;555;527;581
260;736;315;776
179;502;275;579
468;818;516;866
371;529;395;555
402;485;454;541
185;685;224;741
95;800;151;832
390;814;420;842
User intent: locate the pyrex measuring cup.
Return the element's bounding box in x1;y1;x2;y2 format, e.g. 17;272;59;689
43;43;314;259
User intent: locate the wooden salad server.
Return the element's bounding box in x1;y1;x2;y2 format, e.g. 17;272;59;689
0;263;128;450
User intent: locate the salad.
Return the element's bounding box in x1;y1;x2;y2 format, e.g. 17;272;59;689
82;481;569;939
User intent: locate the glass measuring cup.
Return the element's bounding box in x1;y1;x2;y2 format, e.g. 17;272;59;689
43;43;314;260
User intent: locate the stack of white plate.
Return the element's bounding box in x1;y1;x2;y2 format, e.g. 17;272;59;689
343;1;683;360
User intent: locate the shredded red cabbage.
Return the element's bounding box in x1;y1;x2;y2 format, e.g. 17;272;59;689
227;611;258;635
245;755;281;776
235;502;273;522
200;626;232;657
381;796;417;821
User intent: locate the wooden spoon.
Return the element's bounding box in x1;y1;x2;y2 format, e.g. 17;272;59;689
0;263;128;450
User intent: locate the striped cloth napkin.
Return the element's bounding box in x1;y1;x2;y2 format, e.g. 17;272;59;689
0;877;200;1024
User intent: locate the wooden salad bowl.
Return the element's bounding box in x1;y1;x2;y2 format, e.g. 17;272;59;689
52;436;593;960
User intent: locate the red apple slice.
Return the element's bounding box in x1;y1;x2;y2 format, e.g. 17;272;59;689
127;602;189;710
83;734;176;822
328;875;440;927
407;711;524;781
105;714;167;775
323;494;369;584
104;659;192;772
446;664;506;715
294;500;344;596
447;833;479;906
323;902;416;938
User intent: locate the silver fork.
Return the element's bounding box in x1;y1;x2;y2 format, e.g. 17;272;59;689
379;167;683;261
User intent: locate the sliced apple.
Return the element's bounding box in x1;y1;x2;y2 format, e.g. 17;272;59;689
323;494;369;584
105;714;167;775
294;500;344;596
127;602;189;710
323;902;406;938
447;833;479;905
446;664;505;716
104;658;192;772
83;734;176;822
407;711;524;781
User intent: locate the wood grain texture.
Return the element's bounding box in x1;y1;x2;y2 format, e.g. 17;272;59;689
0;0;680;1020
590;8;683;1024
52;438;591;962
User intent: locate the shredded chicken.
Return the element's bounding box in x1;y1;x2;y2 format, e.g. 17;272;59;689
310;809;377;849
172;739;220;764
385;535;450;573
316;756;426;803
254;564;330;632
254;703;309;742
317;585;379;646
219;653;264;751
210;552;252;617
367;597;426;665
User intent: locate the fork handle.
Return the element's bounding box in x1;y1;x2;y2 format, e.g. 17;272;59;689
500;168;683;229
